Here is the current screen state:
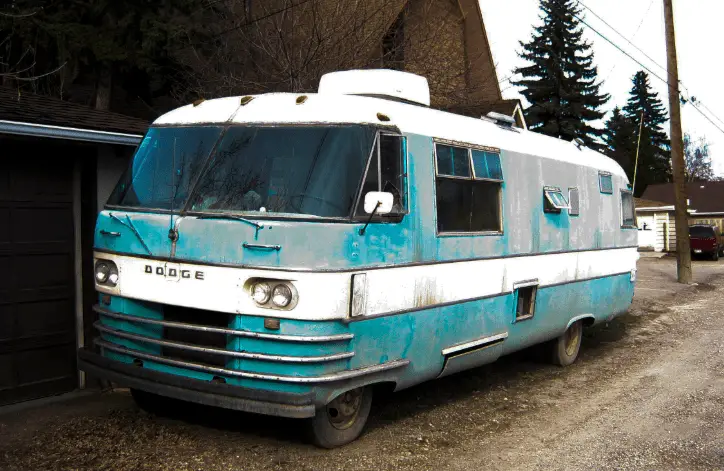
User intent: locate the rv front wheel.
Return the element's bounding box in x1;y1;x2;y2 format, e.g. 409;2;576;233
308;386;372;448
549;320;583;367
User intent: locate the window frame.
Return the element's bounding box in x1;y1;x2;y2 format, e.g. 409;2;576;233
433;138;504;237
568;187;580;217
599;171;614;194
351;130;409;221
543;186;570;213
620;189;636;229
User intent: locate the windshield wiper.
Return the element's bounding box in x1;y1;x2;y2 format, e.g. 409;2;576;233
108;212;152;255
196;214;263;230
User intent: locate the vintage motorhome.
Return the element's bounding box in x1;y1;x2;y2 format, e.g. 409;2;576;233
78;70;638;447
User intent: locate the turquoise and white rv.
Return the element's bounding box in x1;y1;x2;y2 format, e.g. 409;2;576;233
79;70;638;448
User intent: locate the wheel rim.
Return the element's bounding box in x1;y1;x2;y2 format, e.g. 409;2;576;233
326;388;364;430
564;325;581;357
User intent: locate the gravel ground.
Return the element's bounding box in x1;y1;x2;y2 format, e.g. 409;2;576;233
1;257;723;471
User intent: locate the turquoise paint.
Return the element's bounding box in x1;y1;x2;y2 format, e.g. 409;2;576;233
92;129;637;411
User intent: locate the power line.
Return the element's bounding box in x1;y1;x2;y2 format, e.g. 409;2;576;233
696;100;724;128
602;0;655;81
577;0;667;74
689;102;724;136
210;0;317;41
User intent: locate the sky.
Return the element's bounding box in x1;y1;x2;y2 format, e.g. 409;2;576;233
479;0;724;177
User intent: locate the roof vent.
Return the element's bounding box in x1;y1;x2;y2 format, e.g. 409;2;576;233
485;112;516;128
318;70;430;106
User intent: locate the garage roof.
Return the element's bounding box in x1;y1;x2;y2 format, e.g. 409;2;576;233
0;87;148;144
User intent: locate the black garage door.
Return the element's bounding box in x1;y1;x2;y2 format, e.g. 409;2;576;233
0;141;77;405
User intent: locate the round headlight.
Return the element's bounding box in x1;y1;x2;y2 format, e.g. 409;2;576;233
108;272;119;287
251;282;271;304
95;262;110;283
272;284;293;308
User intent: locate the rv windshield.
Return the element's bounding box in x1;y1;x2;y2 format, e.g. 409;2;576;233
108;126;224;210
186;125;377;218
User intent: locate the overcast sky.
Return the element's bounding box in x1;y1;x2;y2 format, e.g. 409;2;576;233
479;0;724;177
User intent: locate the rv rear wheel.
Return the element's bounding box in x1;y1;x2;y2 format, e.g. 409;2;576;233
549;320;583;367
308;386;372;448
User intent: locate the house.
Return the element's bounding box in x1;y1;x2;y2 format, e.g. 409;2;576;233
229;0;526;127
634;198;676;252
0;87;147;406
636;181;724;252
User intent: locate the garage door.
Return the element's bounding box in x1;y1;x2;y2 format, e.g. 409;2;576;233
0;142;77;405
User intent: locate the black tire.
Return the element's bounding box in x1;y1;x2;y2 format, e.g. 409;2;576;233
130;388;172;416
713;250;720;262
308;387;373;449
549;320;583;367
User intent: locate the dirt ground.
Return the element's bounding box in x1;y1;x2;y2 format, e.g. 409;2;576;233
1;256;723;471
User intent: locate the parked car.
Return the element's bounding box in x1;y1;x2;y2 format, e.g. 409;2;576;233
689;224;724;261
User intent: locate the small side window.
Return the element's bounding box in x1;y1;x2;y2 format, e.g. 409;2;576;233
515;285;537;322
569;188;580;216
543;187;569;213
599;172;613;194
621;190;635;227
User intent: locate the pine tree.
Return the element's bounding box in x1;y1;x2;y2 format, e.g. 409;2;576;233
603;107;637;179
604;71;671;195
512;0;609;148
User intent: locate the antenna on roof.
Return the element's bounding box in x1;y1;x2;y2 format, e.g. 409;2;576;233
485;112;516;128
572;138;585;150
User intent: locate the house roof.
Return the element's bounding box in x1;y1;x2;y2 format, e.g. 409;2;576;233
634;197;673;209
641;182;724;214
0;87;149;135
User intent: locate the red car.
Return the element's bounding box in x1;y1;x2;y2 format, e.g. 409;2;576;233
689;224;724;261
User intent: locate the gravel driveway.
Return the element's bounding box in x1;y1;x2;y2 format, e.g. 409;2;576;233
1;257;723;471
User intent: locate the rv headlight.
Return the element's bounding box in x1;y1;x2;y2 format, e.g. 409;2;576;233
95;262;111;283
95;260;119;287
272;284;293;308
251;282;272;304
108;272;119;286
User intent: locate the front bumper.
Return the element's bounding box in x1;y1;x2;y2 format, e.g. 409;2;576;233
78;348;317;418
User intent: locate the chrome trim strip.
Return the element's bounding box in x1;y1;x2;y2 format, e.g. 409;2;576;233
95;339;409;383
94;322;354;363
94;307;354;342
441;332;509;356
92;245;640;274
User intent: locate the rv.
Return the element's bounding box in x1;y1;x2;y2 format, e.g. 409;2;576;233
79;70;638;448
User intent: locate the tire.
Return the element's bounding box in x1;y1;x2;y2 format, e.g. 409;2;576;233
549;320;583;367
713;250;720;262
308;387;373;449
130;388;172;416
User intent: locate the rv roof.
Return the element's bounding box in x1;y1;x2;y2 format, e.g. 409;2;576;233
153;93;627;179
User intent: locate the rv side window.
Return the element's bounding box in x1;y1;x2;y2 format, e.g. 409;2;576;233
599;173;613;194
621;190;635;227
569;188;580;216
355;133;406;217
543;187;569;213
435;143;503;234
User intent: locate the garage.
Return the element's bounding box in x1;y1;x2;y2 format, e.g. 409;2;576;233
0;141;78;405
0;88;146;406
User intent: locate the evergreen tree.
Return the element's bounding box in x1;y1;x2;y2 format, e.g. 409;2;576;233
512;0;609;148
603;107;637;179
604;71;671;195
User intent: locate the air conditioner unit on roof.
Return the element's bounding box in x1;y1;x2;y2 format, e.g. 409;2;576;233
318;69;430;106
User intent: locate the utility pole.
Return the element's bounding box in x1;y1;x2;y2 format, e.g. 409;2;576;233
663;0;692;284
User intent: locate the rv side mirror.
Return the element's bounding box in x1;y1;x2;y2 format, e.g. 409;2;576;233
364;192;394;215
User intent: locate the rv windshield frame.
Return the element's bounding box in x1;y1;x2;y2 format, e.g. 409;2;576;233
106;123;405;223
